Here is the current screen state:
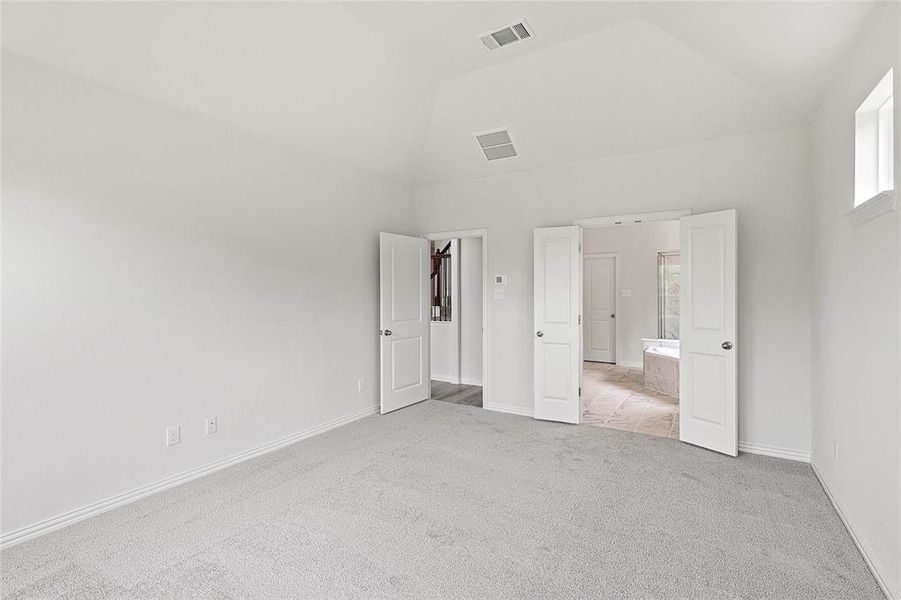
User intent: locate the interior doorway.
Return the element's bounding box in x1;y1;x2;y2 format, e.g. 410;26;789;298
580;221;681;439
532;209;737;455
426;230;486;408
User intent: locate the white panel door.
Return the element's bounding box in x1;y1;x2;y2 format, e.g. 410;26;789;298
679;210;737;456
533;226;582;424
380;233;430;414
583;256;616;363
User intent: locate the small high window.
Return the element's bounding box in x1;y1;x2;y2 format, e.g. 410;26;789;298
855;69;894;207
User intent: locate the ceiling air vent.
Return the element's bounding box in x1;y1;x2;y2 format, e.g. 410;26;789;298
475;129;518;161
478;20;534;51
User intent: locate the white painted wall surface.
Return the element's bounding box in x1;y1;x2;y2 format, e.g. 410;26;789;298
810;3;900;596
429;239;460;383
583;222;680;368
459;237;483;385
1;55;416;535
413;126;813;457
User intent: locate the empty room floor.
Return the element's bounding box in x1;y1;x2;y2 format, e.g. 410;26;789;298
582;362;680;439
0;401;882;599
430;380;482;407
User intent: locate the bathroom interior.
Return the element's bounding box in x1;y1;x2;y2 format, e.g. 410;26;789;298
581;221;681;439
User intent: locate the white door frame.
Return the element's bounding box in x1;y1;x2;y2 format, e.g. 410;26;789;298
582;252;620;365
423;228;490;408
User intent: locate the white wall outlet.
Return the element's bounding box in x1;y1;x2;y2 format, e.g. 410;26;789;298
205;417;217;435
357;378;366;392
166;425;181;447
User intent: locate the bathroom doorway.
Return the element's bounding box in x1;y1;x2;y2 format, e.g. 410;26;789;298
579;220;681;440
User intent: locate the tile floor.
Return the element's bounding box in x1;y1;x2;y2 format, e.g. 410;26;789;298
582;362;680;439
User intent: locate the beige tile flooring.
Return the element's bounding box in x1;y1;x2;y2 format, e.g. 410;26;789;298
582;362;680;439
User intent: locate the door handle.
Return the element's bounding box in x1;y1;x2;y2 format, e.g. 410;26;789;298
721;341;733;350
610;313;615;319
383;329;393;336
536;331;544;338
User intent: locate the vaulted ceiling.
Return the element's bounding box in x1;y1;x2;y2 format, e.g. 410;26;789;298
2;1;877;186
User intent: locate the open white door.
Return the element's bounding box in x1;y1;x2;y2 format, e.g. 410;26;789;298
533;226;582;424
380;233;430;414
679;210;737;456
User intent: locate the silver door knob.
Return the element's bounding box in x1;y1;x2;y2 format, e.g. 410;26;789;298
536;331;544;337
722;341;733;350
384;329;392;336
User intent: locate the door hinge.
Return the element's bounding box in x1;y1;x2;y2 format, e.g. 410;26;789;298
578;315;581;325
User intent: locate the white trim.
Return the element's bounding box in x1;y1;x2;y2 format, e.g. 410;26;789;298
846;190;896;227
574;209;691;228
431;374;461;385
737;442;810;463
484;402;533;418
460;377;483;386
0;405;378;550
424;228;488;241
811;461;899;600
616;360;644;369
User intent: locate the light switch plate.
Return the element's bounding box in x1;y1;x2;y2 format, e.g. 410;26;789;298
621;289;632;297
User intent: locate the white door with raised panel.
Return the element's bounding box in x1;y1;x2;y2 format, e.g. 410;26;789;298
583;255;616;363
533;226;582;424
379;233;430;414
679;210;737;456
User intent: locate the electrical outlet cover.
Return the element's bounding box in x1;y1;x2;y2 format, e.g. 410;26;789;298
166;425;181;447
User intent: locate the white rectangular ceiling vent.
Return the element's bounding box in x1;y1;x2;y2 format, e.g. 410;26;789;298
475;129;517;161
479;20;534;52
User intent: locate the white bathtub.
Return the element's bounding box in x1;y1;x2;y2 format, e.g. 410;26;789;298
641;339;679;398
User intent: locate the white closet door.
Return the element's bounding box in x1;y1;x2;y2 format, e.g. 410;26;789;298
583;256;616;363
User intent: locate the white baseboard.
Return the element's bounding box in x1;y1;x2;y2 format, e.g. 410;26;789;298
737;441;811;463
484;402;533;418
459;377;483;386
0;405;379;550
431;375;460;385
811;461;898;600
616;361;643;369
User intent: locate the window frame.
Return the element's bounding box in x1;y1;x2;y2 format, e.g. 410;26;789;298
854;68;894;208
657;251;680;341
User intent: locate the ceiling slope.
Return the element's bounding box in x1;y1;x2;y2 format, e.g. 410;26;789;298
1;2;878;186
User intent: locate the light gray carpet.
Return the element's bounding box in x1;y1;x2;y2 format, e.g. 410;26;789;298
1;401;884;599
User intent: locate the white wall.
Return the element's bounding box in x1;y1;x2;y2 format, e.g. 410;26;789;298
583;222;680;367
459;237;483;385
810;3;900;596
1;54;416;536
429;239;460;383
414;126;813;456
